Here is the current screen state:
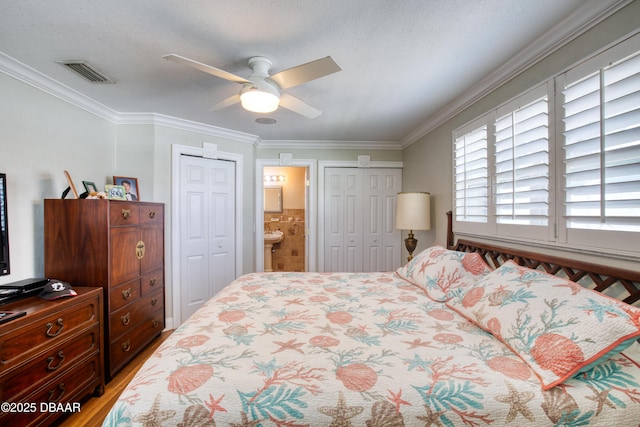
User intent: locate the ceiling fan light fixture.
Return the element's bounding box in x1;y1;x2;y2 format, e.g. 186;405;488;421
240;85;279;113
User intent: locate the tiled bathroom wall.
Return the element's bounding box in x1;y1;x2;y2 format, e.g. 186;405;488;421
265;208;305;272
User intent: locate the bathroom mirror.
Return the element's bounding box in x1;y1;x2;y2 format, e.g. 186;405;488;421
264;186;283;213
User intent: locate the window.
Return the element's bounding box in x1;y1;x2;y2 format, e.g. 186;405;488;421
454;120;488;225
454;33;639;257
494;84;551;229
562;49;640;233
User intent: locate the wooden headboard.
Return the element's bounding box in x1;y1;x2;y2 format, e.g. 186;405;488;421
446;211;640;305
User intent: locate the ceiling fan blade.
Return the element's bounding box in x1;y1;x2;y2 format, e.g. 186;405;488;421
208;94;241;112
279;93;322;119
270;56;341;89
163;54;251;84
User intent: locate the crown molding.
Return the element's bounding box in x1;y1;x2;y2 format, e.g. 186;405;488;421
116;112;260;145
258;139;402;150
0;51;119;122
400;0;633;148
0;52;261;146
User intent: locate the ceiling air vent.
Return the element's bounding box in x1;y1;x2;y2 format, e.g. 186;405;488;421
57;60;115;84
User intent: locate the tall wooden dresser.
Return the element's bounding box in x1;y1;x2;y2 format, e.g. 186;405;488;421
44;199;165;380
0;287;104;426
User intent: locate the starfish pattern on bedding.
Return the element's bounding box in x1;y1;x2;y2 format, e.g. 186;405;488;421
271;338;305;354
318;391;364;426
132;394;176;427
402;337;435;349
229;411;262;427
316;323;339;335
495;381;535;423
416;404;445;426
585;387;615;416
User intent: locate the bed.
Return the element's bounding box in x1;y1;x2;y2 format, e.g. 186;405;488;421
102;212;640;426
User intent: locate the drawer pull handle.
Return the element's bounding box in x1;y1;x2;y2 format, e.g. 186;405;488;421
151;298;158;306
46;318;64;337
121;312;131;326
121;209;131;219
152;319;159;328
149;211;156;219
47;351;65;371
149;278;157;286
48;383;66;403
136;240;146;260
122;340;131;352
122;288;132;300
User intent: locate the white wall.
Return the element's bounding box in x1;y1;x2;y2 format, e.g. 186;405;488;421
0;72;116;284
0;74;258;326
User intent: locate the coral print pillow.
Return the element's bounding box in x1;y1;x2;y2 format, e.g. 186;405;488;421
446;260;640;390
395;245;492;301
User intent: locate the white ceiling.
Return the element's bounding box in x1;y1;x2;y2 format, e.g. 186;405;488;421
0;0;626;146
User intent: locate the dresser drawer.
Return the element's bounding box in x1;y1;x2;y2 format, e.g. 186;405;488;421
109;202;139;226
141;270;164;296
0;353;102;427
0;297;100;373
110;289;163;340
110;278;141;311
0;324;100;401
140;204;163;224
110;310;164;376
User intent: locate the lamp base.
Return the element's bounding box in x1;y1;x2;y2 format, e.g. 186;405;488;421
404;230;417;262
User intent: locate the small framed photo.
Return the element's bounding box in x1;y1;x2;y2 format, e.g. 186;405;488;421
82;181;98;194
113;176;139;201
105;185;127;200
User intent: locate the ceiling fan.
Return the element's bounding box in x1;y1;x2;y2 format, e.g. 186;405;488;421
162;54;341;119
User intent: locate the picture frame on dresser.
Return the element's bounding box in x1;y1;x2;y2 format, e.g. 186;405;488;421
105;184;126;200
82;181;98;194
113;176;139;201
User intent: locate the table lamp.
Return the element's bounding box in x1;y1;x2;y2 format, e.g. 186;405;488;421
395;192;431;262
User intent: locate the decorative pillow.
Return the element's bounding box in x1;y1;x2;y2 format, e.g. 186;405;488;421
446;260;640;390
395;245;492;301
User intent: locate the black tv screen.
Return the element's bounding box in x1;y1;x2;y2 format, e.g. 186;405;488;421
0;173;9;276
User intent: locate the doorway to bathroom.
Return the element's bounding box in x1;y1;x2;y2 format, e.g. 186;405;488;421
256;159;317;272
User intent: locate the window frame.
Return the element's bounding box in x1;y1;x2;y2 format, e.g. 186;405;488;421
452;31;640;260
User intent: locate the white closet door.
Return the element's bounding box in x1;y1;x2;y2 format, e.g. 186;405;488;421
363;169;402;272
179;155;235;323
324;168;363;272
323;167;401;272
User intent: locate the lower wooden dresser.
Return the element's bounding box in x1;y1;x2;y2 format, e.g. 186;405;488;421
0;287;104;427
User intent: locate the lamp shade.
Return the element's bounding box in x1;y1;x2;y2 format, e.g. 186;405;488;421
395;192;431;230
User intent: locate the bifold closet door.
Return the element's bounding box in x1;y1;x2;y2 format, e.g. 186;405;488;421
323;168;401;272
179;155;236;324
362;169;402;272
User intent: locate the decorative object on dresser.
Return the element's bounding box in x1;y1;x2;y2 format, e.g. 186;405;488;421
395;191;431;261
44;199;165;380
0;287;104;426
113;176;140;201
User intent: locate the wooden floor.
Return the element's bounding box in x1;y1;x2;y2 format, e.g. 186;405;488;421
56;330;173;427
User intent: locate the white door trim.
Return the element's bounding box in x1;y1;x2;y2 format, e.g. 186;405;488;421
255;158;317;272
317;160;403;272
171;143;244;328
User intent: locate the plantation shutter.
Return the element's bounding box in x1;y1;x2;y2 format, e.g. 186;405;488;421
563;49;640;232
494;85;550;226
454;122;488;224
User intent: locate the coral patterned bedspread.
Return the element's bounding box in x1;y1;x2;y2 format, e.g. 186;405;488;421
102;271;640;426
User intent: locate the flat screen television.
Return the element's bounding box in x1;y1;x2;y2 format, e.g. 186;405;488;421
0;173;9;276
